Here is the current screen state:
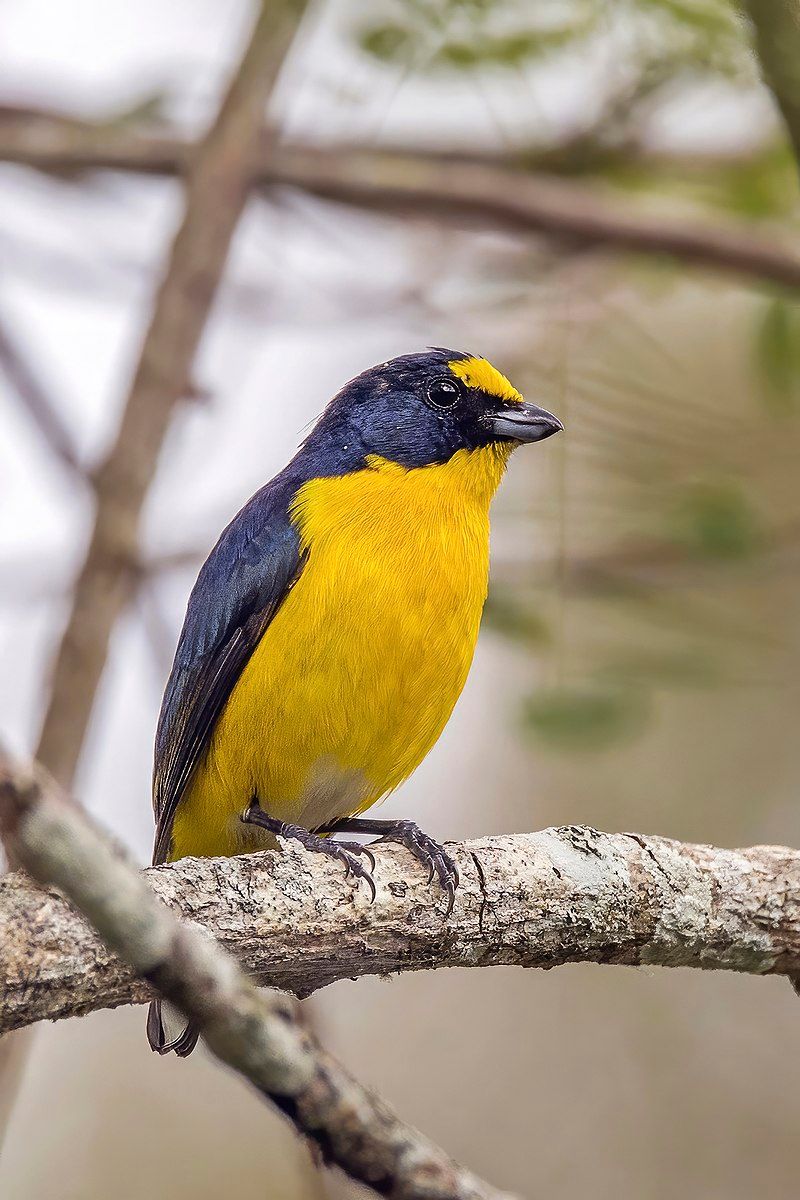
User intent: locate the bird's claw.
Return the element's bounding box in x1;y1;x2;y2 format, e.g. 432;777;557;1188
377;820;459;917
353;842;377;873
330;840;377;901
242;804;377;902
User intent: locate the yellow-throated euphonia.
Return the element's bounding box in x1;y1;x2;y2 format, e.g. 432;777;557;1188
148;349;562;1054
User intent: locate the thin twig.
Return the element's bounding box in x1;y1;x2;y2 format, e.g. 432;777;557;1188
0;308;83;477
0;752;514;1200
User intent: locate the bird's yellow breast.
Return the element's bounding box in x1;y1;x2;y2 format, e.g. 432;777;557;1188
169;445;511;860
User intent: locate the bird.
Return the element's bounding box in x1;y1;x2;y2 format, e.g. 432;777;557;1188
147;348;562;1055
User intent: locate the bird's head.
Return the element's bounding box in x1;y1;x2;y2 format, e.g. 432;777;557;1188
309;348;563;474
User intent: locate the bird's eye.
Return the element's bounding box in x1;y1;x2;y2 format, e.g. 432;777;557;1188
426;377;460;411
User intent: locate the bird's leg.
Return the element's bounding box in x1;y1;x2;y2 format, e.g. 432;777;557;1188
241;799;376;901
316;817;459;916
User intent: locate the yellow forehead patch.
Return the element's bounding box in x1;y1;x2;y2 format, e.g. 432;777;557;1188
448;356;522;404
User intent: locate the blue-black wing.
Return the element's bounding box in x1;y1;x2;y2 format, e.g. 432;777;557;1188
152;478;305;864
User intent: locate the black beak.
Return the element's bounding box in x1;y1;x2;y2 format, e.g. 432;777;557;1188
488;402;563;444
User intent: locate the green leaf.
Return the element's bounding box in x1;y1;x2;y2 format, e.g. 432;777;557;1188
524;684;649;752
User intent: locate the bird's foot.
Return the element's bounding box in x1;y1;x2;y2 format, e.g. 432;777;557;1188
318;817;459;917
242;800;376;901
379;820;459;916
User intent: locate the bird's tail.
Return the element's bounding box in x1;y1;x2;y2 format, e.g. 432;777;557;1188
146;999;199;1058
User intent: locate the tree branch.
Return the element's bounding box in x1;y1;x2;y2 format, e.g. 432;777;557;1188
2;117;800;292
744;0;800;175
33;0;307;789
267;144;800;291
2;805;798;1035
0;754;513;1200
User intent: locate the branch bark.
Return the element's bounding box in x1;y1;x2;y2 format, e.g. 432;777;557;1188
3;117;800;292
33;0;306;789
0;754;513;1200
2;810;798;1035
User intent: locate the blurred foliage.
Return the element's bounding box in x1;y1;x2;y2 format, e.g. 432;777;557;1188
483;589;551;646
355;0;750;79
599;645;722;688
481;261;800;752
755;295;800;415
608;143;800;220
666;480;762;559
357;0;600;72
353;0;800;221
706;146;800;219
524;682;649;752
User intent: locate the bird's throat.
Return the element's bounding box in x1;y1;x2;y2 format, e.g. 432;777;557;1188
291;443;513;539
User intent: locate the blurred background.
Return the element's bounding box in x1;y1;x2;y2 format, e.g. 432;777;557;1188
2;0;800;1196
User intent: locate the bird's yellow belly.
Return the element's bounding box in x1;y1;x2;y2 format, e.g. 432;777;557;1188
170;451;501;860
